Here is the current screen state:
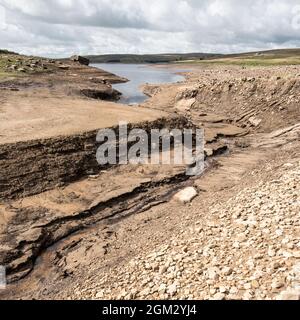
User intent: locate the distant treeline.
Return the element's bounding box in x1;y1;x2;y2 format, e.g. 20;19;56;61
85;53;222;64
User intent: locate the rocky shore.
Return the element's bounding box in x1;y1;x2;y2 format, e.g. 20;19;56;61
79;154;299;300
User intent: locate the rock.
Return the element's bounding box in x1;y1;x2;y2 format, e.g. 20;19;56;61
159;266;167;274
213;293;225;300
58;65;70;70
174;187;198;204
219;286;227;293
204;148;213;157
277;289;300;300
251;280;260;289
9;64;17;71
70;55;90;66
229;287;238;294
168;284;177;296
158;284;167;294
206;267;219;280
248;117;262;127
175;98;196;111
222;267;233;276
244;283;252;290
95;290;104;298
271;281;284;290
268;249;276;257
140;288;150;297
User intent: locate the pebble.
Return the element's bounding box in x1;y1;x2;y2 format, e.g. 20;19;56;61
174;187;198;204
213;293;226;300
168;284;177;296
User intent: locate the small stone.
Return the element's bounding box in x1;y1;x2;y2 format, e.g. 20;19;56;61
243;290;254;300
268;249;276;257
209;288;217;295
206;267;219;280
233;242;240;249
95;290;104;299
213;293;225;300
168;284;177;296
117;289;127;299
140;288;150;297
277;289;300;300
229;287;238;294
248;117;262;127
219;286;227;293
222;267;233;276
205;148;213;157
159;266;168;274
58;65;70;70
251;280;260;289
271;281;284;290
158;284;167;294
9;64;17;70
244;283;252;290
292;251;300;258
174;187;198;204
271;262;281;270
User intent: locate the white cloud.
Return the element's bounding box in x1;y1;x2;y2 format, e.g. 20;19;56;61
0;0;299;57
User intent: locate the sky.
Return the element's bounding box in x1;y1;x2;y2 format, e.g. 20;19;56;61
0;0;300;58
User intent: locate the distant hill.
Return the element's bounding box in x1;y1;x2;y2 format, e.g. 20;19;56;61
86;49;300;65
217;48;300;59
86;53;222;64
192;48;300;66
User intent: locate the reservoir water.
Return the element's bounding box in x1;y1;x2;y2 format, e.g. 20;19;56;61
93;63;186;105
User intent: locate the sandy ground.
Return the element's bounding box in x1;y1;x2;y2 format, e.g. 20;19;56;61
0;96;168;144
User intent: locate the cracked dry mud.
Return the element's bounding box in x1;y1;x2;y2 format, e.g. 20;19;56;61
0;57;299;300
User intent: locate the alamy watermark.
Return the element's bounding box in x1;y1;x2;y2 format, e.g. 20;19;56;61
292;5;300;30
96;122;205;176
0;265;6;290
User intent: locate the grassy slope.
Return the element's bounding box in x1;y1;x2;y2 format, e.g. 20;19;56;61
0;54;21;78
0;52;58;79
177;49;300;66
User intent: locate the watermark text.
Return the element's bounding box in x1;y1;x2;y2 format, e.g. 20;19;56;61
96;122;204;176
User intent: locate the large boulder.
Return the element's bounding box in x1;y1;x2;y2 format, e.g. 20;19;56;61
70;55;90;66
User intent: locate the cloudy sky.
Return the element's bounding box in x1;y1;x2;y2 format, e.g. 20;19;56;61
0;0;300;57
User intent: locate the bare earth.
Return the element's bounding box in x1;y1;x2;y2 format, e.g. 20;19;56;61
0;54;299;300
0;59;166;144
